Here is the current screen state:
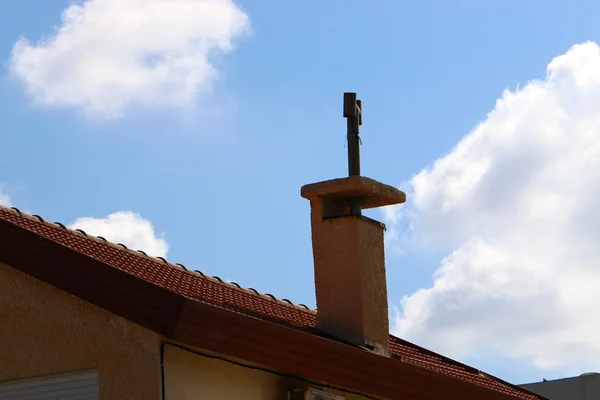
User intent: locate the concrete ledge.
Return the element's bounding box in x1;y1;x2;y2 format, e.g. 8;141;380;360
301;176;406;209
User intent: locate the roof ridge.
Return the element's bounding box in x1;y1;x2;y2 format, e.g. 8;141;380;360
1;205;315;315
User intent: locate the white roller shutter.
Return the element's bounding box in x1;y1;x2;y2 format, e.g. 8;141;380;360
0;370;98;400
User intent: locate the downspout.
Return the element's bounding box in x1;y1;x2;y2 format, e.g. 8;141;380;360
160;342;166;400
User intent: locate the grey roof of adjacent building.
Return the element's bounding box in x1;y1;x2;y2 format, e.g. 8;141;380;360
519;373;600;400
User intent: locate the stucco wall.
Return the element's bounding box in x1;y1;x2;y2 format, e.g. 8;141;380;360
0;262;162;400
163;344;377;400
0;262;382;400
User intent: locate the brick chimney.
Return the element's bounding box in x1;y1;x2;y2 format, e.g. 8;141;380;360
301;93;406;356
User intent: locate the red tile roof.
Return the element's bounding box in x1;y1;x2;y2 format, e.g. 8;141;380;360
0;205;543;400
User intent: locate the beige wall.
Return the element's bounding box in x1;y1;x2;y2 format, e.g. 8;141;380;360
0;262;380;400
0;262;162;400
163;344;376;400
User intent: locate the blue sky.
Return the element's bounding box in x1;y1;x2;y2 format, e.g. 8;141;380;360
3;0;600;385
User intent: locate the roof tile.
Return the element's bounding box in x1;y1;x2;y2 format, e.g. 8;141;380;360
0;205;541;400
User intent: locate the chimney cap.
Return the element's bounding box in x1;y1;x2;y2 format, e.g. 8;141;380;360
301;175;406;209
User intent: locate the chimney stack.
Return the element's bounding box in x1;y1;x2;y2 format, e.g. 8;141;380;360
301;93;406;355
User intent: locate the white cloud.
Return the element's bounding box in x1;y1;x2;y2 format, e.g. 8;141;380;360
0;187;12;207
70;211;168;258
387;41;600;374
9;0;250;118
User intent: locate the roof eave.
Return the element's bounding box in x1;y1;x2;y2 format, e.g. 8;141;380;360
0;217;541;400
